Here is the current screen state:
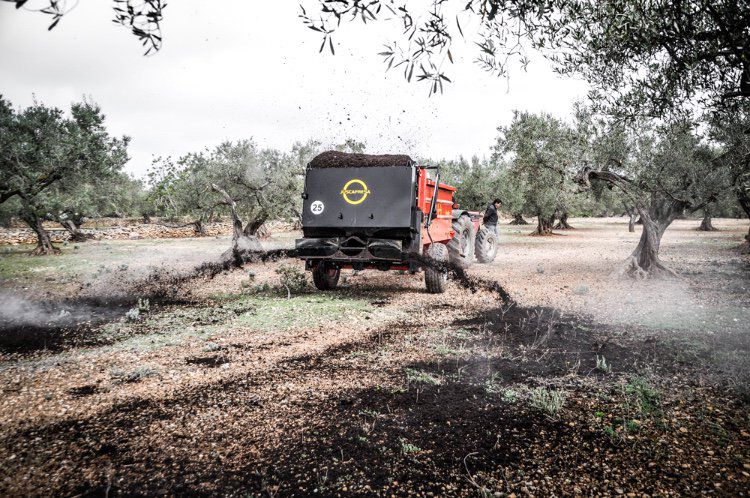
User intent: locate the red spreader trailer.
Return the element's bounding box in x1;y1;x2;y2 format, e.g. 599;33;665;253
295;151;498;293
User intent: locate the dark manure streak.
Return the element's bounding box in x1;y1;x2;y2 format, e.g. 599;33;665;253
134;247;514;305
1;247;512;354
405;252;514;304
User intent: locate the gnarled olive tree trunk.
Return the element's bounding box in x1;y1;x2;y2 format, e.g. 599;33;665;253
509;213;529;225
58;213;90;242
244;219;266;237
533;212;556;235
553;211;573;229
21;210;60;255
623;204;638;232
624;201;682;278
193;219;206;236
697;214;717;231
211;184;262;265
738;192;750;254
60;219;89;241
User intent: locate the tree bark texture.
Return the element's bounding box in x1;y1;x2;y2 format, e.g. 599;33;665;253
22;212;60;255
60;219;90;241
533;213;556;235
509;213;530;225
553;212;573;229
624;202;681;278
738;192;750;254
211;184;262;265
697;214;717;231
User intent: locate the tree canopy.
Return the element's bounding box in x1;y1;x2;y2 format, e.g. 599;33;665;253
8;1;748;115
300;0;750;114
0;96;130;253
492;111;578;234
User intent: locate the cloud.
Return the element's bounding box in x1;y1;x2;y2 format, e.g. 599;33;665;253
0;0;588;177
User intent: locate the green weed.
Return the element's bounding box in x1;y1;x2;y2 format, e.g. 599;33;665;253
399;438;422;455
405;368;441;386
529;387;567;418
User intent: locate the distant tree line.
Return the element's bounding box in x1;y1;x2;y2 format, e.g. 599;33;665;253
0;95;364;260
1;94;747;276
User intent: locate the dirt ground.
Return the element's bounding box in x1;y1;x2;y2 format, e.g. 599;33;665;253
0;217;748;496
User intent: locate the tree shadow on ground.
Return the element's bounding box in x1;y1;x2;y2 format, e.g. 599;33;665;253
1;305;748;496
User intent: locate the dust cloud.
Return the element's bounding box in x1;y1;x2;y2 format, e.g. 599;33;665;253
0;246;514;349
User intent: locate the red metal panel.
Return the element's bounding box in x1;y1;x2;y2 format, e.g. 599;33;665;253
416;167;456;246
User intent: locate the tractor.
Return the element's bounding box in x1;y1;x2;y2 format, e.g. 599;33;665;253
295;151;499;293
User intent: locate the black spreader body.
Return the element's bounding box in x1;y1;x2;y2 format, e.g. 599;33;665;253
301;166;416;238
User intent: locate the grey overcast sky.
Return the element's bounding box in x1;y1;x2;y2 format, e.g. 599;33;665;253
0;0;589;178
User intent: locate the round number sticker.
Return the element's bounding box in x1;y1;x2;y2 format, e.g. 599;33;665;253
310;200;324;215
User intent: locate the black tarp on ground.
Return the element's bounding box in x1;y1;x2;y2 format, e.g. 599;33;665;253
308;151;414;169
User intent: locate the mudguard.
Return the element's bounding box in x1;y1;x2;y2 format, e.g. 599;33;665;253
452;208;469;220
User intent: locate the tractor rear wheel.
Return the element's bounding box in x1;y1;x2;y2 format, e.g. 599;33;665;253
447;214;475;269
475;227;498;263
424;243;448;294
312;262;340;290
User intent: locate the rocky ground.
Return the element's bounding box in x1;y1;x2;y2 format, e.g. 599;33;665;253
0;217;748;496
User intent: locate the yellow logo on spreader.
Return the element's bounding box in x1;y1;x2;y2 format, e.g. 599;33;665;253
341;179;371;205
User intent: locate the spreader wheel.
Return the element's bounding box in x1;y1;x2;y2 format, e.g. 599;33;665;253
447;214;475;269
312;262;340;290
424;243;448;294
475;227;498;263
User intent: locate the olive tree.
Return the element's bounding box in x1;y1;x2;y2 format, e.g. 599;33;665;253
440;156;503;211
707;103;750;252
204;140;304;263
575;118;732;277
499;169;531;225
148;153;218;234
571;105;636;229
38;170;145;241
492;111;576;235
0;96;129;254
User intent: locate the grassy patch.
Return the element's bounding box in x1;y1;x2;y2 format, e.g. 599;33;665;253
529;387;567;419
399;438;422;455
625;376;660;416
433;344;465;357
593;376;661;444
231;293;371;331
0;246;78;281
103;293;371;351
405;368;442;386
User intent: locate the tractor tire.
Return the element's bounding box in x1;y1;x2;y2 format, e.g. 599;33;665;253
424;243;448;294
312;262;340;290
447;214;475;269
475;227;498;263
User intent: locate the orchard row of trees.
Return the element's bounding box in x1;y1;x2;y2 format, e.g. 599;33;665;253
2;94;748;275
0;97;137;253
444;108;748;235
4;1;750;278
0;96;368;260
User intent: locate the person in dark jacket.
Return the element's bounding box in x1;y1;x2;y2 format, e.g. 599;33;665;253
483;198;502;235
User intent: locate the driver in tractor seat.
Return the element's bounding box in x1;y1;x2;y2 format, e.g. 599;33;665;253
483;198;502;235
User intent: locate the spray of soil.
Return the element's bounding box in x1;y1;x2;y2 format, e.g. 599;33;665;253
0;292;134;352
118;246;513;303
405;252;514;304
0;246;513;353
